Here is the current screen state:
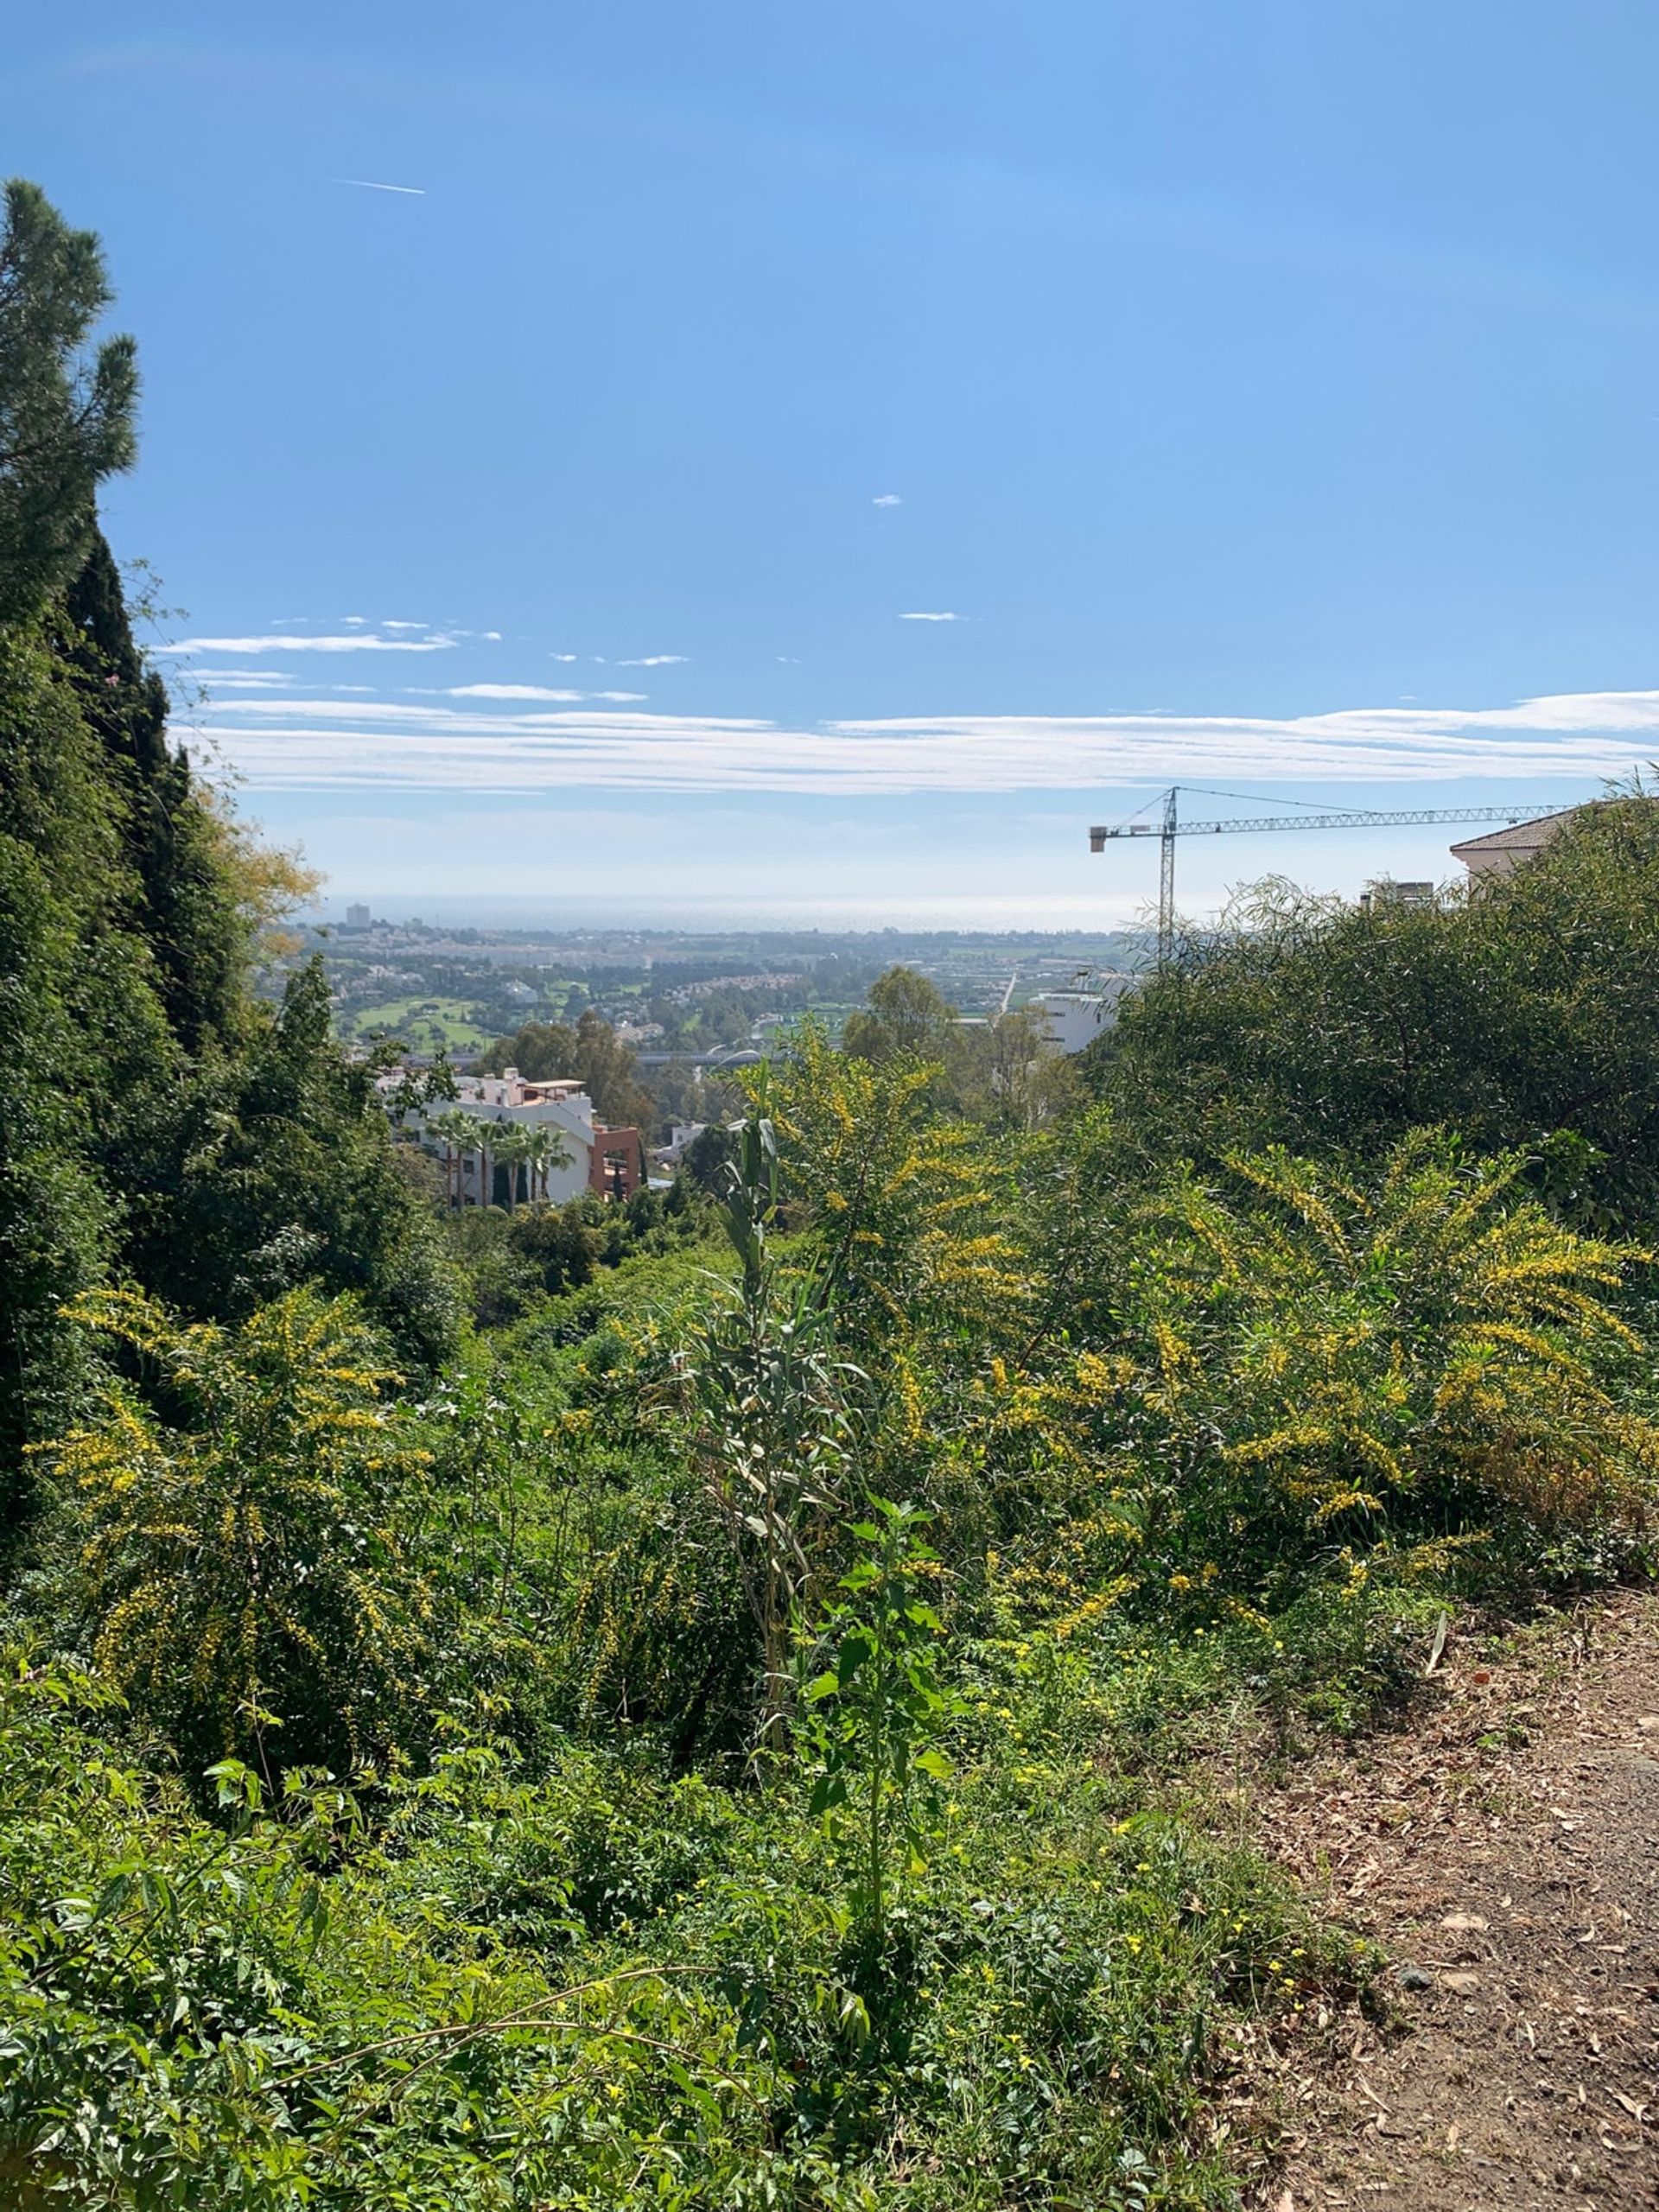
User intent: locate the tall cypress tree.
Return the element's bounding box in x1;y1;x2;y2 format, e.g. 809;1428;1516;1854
54;527;246;1052
1;183;461;1528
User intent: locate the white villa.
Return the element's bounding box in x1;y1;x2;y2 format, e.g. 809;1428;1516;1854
387;1066;644;1207
1449;808;1579;880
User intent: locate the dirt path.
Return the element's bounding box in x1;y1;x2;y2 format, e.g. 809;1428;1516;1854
1250;1589;1659;2210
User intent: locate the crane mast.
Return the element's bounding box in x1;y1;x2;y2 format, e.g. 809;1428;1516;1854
1088;785;1546;964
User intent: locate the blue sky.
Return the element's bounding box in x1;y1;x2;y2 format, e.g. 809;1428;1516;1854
7;3;1658;925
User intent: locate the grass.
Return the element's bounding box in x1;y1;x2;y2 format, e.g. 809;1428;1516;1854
344;995;494;1051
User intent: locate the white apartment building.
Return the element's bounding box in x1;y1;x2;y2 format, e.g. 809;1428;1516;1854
387;1066;644;1206
1028;982;1131;1056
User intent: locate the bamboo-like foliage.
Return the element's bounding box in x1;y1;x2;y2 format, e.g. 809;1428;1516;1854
45;1286;436;1778
660;1094;861;1754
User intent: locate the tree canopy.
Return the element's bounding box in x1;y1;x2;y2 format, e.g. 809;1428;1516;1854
0;179;137;626
1084;793;1659;1229
480;1009;655;1130
0;184;458;1522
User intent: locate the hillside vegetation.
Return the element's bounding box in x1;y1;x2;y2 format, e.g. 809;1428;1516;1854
3;181;1657;2210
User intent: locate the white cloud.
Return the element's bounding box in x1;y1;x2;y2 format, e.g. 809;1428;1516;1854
158;632;459;655
873;494;902;506
594;690;649;702
483;631;502;642
381;620;428;632
206;697;467;723
550;652;577;663
334;177;425;195
899;611;965;622
615;654;690;667
447;683;587;701
342;615;368;626
200;669;294;690
196;686;1659;797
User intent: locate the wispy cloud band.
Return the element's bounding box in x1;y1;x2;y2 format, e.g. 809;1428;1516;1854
164;632;459;655
194;688;1658;795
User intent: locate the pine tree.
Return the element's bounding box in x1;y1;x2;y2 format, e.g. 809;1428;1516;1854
0;179;137;626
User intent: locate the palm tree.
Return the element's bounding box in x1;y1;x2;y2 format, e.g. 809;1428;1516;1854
427;1109;480;1210
480;1116;505;1211
518;1123;573;1208
493;1123;531;1213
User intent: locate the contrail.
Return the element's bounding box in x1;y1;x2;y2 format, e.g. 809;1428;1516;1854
334;177;426;195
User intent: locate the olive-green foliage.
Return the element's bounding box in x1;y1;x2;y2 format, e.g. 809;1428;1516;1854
1089;794;1659;1230
47;1287;440;1780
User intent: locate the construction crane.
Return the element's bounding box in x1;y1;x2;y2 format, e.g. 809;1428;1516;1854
1089;785;1548;964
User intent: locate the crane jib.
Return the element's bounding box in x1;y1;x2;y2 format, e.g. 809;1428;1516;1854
1086;788;1553;963
1088;807;1532;840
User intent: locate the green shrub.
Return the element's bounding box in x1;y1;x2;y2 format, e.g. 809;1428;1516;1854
1067;1132;1659;1608
46;1286;440;1780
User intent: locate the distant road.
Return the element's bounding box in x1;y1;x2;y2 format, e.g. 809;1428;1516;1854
635;1047;764;1069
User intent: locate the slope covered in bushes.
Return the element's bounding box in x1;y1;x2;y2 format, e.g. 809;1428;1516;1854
3;179;1656;2209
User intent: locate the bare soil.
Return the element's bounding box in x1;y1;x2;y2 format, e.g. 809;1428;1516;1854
1249;1589;1659;2211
